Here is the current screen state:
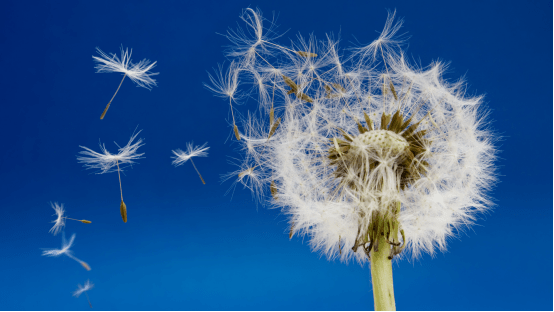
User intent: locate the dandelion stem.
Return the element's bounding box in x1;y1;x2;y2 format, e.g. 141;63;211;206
85;291;92;308
370;234;396;311
116;160;123;201
189;158;205;184
100;73;127;119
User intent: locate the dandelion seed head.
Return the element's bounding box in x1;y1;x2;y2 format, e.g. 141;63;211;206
212;9;497;264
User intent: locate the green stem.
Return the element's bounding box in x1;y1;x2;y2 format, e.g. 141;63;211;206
370;234;396;311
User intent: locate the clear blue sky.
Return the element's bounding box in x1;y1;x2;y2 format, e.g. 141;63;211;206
0;0;551;310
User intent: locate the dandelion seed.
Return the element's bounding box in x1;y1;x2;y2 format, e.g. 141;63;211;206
172;142;209;185
42;233;91;271
212;8;497;311
49;203;91;235
93;47;158;119
77;129;144;223
73;280;94;308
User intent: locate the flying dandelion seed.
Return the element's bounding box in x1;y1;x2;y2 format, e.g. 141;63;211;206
211;8;497;310
42;233;91;271
171;142;209;185
93;47;158;119
77;129;144;223
73;280;94;308
49;202;91;235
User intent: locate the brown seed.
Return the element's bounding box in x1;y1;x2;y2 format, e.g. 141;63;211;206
295;51;318;58
270;180;278;200
339;128;354;142
289;222;294;239
324;85;332;96
120;200;127;223
298;92;314;103
234;125;241;140
269;107;274;126
282;75;298;92
357;122;367;134
80;261;91;271
100;102;111;120
389;82;398;100
364;112;373;131
80;220;92;224
332;83;346;93
388;110;402;132
268;117;281;139
381;112;391;130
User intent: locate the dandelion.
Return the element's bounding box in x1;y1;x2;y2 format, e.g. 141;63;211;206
42;233;91;271
49;202;91;235
93;47;158;119
211;8;497;310
77;129;144;223
172;142;209;184
73;280;94;308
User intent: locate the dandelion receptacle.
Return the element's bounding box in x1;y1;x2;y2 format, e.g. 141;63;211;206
209;8;496;310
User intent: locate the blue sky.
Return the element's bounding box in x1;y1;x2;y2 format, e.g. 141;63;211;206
0;0;551;310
